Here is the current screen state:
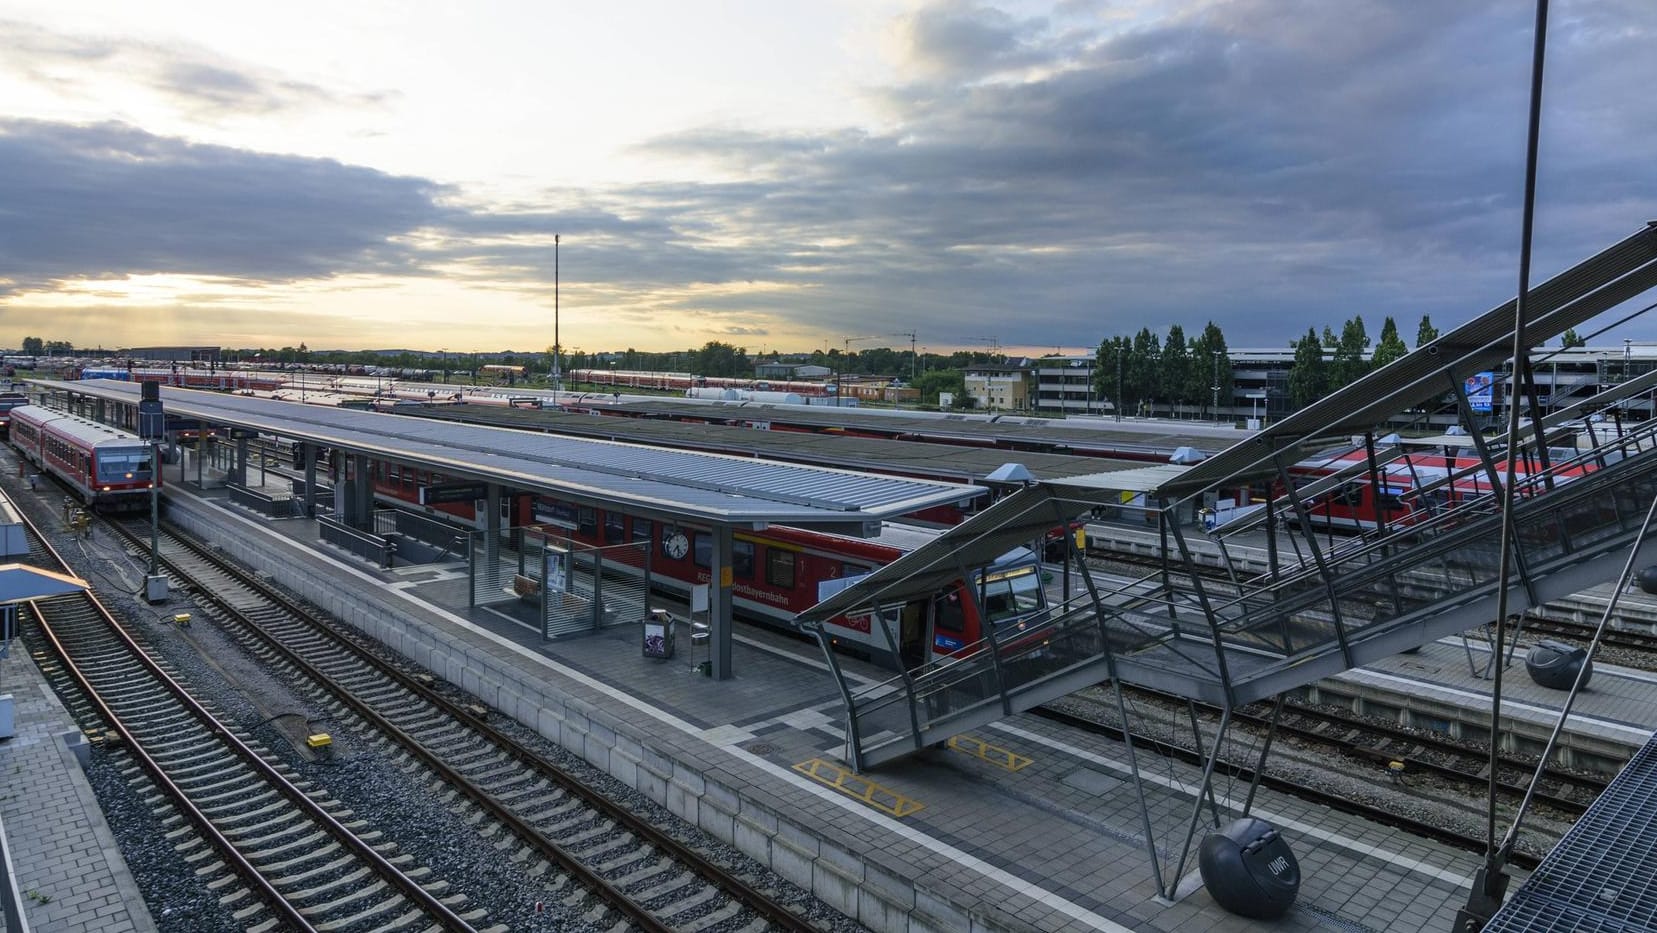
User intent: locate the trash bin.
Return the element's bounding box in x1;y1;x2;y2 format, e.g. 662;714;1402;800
690;621;711;676
642;609;675;659
1198;816;1299;919
1526;639;1591;690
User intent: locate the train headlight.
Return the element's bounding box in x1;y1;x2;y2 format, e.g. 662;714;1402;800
100;485;110;491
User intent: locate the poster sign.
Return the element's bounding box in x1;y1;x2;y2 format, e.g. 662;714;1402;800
544;550;566;593
1465;371;1495;413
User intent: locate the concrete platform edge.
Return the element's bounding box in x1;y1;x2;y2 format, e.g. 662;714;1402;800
164;492;1034;933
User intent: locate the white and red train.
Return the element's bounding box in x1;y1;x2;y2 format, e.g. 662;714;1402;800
8;405;158;511
77;366;289;392
568;369;837;397
0;392;29;440
334;456;1048;669
1211;439;1603;533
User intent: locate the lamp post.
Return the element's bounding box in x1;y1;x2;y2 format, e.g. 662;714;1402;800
1211;350;1222;418
552;234;561;399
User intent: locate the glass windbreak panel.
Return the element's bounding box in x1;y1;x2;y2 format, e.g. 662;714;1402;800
96;447;153;480
981;566;1044;624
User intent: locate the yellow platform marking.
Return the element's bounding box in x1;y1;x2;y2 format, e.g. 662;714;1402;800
792;758;924;817
948;735;1033;772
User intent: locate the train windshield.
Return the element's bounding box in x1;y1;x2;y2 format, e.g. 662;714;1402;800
979;566;1044;624
96;448;154;480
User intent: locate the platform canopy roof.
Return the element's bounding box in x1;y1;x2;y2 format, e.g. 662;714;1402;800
0;564;88;603
37;380;983;533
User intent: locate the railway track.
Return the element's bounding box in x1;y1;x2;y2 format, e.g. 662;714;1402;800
111;516;828;933
1134;687;1604;814
11;504;491;931
1039;689;1562;870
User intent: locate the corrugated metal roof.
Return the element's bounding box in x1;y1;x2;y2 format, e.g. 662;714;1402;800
594;398;1246;458
41;380;981;527
395;403;1134;483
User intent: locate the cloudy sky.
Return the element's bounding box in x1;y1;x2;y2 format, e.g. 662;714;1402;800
0;1;1653;357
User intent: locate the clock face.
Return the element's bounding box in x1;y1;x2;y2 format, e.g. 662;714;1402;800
664;531;690;560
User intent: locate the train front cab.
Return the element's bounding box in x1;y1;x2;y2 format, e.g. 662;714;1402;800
871;547;1048;672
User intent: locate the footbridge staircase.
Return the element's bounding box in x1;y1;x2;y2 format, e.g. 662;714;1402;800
800;222;1657;773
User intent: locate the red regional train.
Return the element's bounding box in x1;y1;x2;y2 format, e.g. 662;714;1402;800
568;369;837;397
525;498;1050;670
1262;440;1602;533
0;392;29;440
8;405;158;511
334;454;1050;670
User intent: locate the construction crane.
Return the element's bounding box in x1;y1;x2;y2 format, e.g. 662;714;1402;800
891;331;917;383
966;336;1002;361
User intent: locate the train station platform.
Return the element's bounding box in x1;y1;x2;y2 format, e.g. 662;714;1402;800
135;469;1518;933
0;635;158;932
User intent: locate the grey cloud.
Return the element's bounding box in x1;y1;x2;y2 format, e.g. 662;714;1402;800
0;120;447;292
625;0;1656;347
5;1;1655;355
897;1;1054;78
0;19;389;119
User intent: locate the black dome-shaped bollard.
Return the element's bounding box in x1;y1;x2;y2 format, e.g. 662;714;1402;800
1198;817;1300;919
1526;640;1592;691
1638;566;1657;595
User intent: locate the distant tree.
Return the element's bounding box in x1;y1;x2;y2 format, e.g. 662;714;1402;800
1371;316;1409;369
21;336;43;355
1332;316;1370;385
1094;336;1129;414
44;340;73;356
1288;329;1330;408
1159;325;1191;412
914;368;966;406
693;341;749;377
1560;328;1586;348
1127;327;1162;414
1321;325;1338;348
1187;321;1231;416
1416;315;1439;348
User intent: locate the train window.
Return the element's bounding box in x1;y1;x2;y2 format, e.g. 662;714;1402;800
731;541;754;579
603;511;625;544
96;449;151;480
766;549;796;589
632;517;652;544
693;533;711;569
981;568;1043;624
934;589;965;632
577;506;597;537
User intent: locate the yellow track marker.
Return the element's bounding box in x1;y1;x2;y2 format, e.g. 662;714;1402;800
792;758;924;817
947;735;1033;771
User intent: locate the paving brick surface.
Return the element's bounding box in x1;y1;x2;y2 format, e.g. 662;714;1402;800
0;652;157;933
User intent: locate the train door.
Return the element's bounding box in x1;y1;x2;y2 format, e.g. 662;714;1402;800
897;599;928;670
927;586;969;660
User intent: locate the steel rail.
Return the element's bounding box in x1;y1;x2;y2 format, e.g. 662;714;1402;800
13;505;480;932
118;516;821;933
